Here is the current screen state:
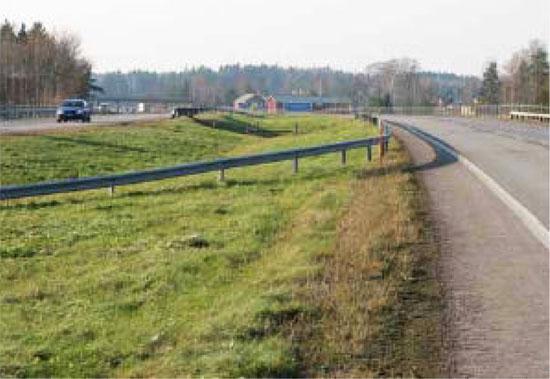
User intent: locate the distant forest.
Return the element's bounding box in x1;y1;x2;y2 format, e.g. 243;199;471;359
1;19;547;107
95;64;482;107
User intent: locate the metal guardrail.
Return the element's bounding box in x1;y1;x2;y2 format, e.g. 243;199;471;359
4;103;549;121
359;104;550;119
510;111;550;122
0;133;391;200
0;105;58;120
171;106;212;118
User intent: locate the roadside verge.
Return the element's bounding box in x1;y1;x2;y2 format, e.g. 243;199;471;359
294;137;443;377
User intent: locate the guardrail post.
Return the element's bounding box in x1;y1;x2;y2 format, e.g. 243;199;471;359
218;168;225;182
378;119;385;159
293;155;299;174
294;123;298;135
212;120;216;128
341;149;347;165
367;145;372;162
108;185;115;197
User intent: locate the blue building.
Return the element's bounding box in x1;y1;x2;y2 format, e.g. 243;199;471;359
266;95;351;113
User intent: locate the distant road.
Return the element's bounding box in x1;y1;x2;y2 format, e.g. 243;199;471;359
389;116;548;377
0;113;170;135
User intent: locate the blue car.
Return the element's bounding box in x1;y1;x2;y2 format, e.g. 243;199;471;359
56;99;91;123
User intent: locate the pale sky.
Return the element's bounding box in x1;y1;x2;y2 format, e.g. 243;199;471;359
3;0;549;75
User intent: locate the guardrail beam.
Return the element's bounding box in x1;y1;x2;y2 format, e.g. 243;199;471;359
0;134;392;200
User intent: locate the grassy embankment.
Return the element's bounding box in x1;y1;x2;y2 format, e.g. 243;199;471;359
0;113;441;377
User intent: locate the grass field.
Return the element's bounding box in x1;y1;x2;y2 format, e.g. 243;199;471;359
0;113;441;377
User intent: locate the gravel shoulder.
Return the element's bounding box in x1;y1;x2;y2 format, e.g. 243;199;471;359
392;122;549;378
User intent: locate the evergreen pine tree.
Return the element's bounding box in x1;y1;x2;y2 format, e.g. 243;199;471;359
481;61;500;104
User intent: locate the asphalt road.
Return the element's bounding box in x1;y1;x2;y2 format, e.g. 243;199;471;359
387;116;549;228
0;113;170;135
389;116;549;377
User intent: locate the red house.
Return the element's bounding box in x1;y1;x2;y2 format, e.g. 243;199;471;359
266;96;278;113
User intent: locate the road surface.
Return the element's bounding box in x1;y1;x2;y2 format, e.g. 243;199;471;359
388;116;549;378
0;113;169;135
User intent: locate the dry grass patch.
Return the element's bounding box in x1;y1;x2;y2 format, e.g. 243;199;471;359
296;139;443;377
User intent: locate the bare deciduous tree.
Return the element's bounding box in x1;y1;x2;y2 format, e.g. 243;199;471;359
501;39;549;105
0;20;93;106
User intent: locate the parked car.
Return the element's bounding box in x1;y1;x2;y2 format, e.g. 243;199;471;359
56;99;91;122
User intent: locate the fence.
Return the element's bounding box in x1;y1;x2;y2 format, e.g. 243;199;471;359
0;103;176;121
217;104;549;119
0;131;391;201
359;104;550;118
3;103;548;121
0;105;57;120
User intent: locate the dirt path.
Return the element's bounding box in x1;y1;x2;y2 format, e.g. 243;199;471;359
393;125;549;377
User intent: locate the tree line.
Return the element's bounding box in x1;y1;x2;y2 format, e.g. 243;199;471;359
94;39;549;108
1;18;546;108
95;63;482;107
0;20;96;106
481;40;549;105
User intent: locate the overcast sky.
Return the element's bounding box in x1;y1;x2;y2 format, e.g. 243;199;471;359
3;0;549;75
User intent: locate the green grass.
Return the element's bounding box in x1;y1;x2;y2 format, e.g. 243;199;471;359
0;117;243;185
0;114;370;376
0;113;368;186
0;114;441;377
